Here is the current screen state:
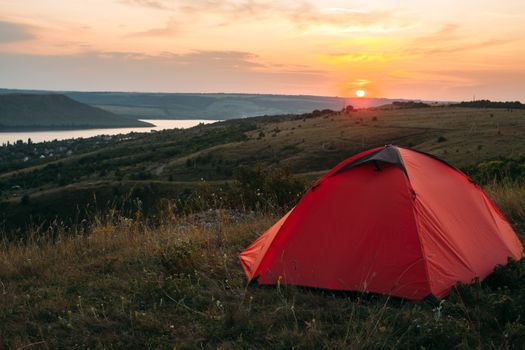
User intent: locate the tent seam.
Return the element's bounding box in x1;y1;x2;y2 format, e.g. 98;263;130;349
408;195;435;298
397;147;434;298
249;207;296;279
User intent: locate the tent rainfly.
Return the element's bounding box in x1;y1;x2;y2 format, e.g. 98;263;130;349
240;145;523;300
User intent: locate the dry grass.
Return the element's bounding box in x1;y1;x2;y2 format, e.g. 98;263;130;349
486;183;525;232
1;185;525;349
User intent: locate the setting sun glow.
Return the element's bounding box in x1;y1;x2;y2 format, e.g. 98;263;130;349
0;0;524;100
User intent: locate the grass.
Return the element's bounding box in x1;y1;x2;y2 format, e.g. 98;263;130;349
485;182;525;231
1;106;525;348
3;106;524;230
1;183;524;349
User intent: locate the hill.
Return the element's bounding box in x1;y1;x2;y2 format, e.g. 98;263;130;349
0;93;153;130
65;92;347;120
372;101;432;110
0;88;426;120
451;99;524;109
0;106;524;229
0;106;525;348
68;93;434;119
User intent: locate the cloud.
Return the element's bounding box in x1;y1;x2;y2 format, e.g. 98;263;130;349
120;0;414;35
287;4;415;33
418;38;516;55
54;41;92;49
409;29;517;56
0;20;35;43
91;50;264;69
385;68;525;101
178;1;282;22
0;49;328;94
321;52;409;64
125;18;179;37
118;0;172;10
407;24;518;56
412;23;461;44
321;23;519;66
162;50;264;68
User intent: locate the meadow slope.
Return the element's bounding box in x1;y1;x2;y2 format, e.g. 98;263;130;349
0;183;524;349
1;106;525;348
1;106;524;229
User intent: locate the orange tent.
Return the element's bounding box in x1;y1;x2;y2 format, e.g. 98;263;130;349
240;145;523;300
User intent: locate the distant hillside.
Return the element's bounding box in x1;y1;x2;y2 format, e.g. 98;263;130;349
0;89;421;120
372;101;432;110
65;92;345;119
1;105;524;231
68;93;425;119
0;93;153;130
451;100;524;109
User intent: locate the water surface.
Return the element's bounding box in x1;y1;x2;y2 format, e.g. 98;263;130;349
0;119;218;145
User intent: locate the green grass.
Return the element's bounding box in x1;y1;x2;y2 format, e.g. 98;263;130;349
1;104;525;348
1;106;524;233
0;183;524;349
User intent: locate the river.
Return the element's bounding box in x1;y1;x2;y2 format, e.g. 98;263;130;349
0;119;218;145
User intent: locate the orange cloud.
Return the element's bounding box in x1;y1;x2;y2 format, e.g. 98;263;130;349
121;0;414;34
0;20;36;43
1;0;524;100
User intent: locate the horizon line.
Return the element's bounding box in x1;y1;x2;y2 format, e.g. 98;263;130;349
0;86;473;103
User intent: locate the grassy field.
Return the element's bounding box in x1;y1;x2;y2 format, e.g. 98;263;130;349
0;183;524;349
1;106;524;230
1;106;525;348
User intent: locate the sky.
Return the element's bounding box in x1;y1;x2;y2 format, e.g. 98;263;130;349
0;0;524;101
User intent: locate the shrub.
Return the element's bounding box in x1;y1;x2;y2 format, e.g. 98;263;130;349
465;157;525;184
231;163;308;211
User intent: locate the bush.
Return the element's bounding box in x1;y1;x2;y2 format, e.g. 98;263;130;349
464;157;525;184
231;163;308;211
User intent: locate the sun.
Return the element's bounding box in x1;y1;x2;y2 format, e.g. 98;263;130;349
356;89;366;97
